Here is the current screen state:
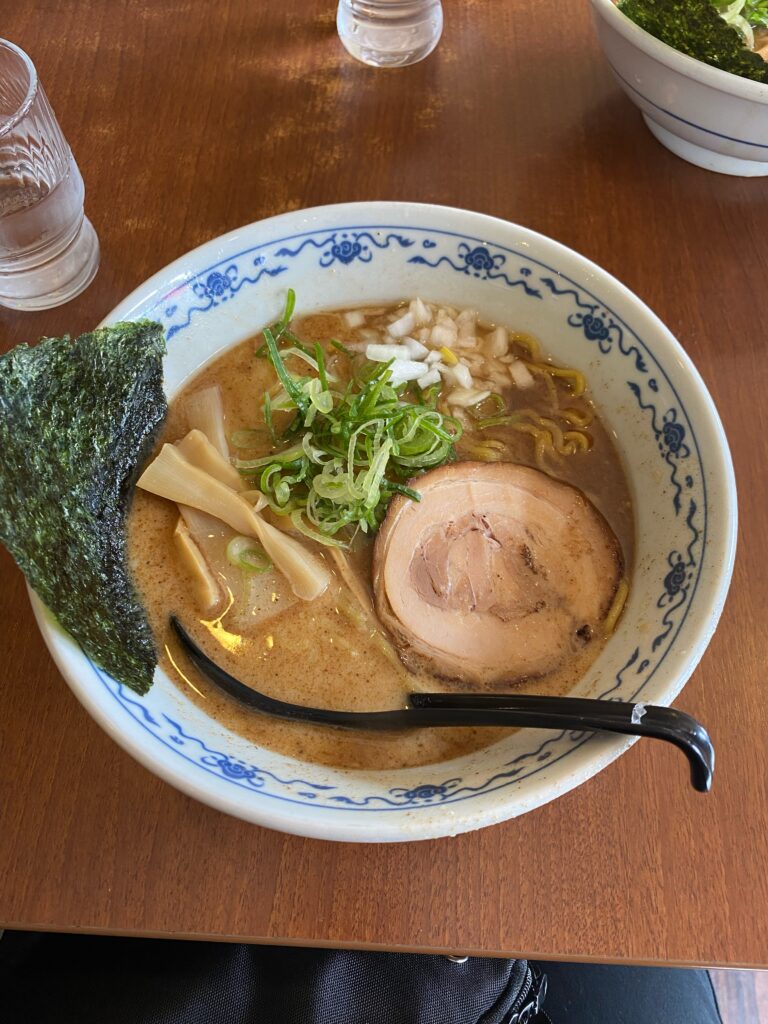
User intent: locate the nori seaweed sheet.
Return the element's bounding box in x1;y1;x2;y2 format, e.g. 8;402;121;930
619;0;768;84
0;321;167;694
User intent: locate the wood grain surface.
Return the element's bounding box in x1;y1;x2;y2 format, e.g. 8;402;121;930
1;0;766;967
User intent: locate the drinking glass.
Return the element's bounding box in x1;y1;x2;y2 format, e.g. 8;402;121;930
0;39;99;310
336;0;443;68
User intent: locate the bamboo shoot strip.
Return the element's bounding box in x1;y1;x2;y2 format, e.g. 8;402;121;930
184;386;229;458
176;429;242;490
137;444;330;600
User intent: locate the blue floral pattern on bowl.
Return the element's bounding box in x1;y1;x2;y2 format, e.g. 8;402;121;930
409;241;542;296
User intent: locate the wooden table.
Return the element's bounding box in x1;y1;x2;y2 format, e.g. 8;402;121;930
2;0;766;969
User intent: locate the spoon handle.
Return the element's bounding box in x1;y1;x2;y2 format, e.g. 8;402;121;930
409;692;715;792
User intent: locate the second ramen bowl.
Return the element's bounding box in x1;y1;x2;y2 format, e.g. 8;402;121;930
590;0;768;176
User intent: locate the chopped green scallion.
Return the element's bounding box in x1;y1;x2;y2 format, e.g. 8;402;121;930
237;293;461;543
225;535;273;574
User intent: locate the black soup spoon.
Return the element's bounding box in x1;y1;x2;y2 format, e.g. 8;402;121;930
170;616;714;792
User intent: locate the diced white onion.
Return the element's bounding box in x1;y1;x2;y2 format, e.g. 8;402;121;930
439;363;473;389
484;326;509;358
416;326;431;342
389;360;430;385
366;343;405;362
409;297;433;326
417;369;441;389
510;359;535;388
387;311;416;338
453;362;473;389
425;350;442;365
343;310;366;328
489;366;514;385
403;338;429;360
358;328;381;344
447;387;491;408
455;335;477;350
457;309;477;341
429;322;458;348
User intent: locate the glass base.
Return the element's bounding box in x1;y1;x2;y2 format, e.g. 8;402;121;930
339;38;440;68
0;215;100;311
337;0;443;68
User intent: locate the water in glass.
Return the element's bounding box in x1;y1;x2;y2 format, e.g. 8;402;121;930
336;0;443;68
0;39;99;310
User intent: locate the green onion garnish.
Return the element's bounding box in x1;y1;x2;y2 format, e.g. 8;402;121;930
225;536;273;574
330;338;354;358
469;392;506;420
235;297;462;544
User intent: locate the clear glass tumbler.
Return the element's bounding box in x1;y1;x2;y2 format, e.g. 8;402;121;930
0;39;99;310
337;0;443;68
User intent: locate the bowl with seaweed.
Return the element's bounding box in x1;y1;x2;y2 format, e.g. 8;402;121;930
0;202;737;841
590;0;768;175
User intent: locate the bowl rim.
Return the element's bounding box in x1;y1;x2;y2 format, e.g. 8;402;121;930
30;200;738;841
590;0;768;104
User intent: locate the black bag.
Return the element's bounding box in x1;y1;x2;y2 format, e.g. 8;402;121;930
0;933;549;1024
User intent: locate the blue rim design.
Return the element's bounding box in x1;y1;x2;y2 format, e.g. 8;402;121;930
165;263;288;340
84;222;707;813
609;63;768;150
408;242;543;296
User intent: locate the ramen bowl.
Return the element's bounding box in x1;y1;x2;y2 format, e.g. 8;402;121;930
590;0;768;176
31;202;737;842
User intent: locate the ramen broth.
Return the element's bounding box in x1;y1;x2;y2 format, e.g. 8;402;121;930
128;304;634;770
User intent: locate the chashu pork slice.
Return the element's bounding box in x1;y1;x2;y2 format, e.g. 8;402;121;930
373;462;623;686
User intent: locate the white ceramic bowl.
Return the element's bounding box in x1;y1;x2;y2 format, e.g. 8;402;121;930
590;0;768;175
31;202;737;842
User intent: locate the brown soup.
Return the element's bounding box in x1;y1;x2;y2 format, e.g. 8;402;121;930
128;301;633;770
